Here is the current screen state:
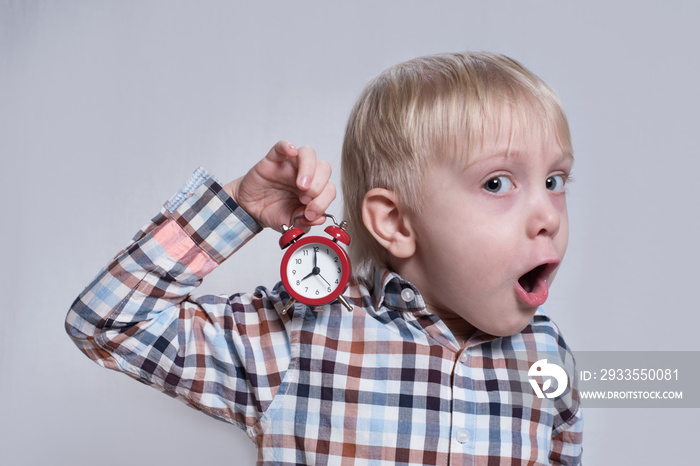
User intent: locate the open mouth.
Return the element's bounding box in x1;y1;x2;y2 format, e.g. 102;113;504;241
516;262;558;307
518;264;549;293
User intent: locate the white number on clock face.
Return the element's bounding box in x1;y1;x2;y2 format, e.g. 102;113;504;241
287;243;342;299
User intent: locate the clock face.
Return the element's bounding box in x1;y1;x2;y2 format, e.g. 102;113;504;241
281;235;350;305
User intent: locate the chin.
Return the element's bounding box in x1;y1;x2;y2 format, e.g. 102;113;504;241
483;315;533;337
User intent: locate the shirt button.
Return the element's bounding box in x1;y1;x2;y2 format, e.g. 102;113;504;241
400;288;415;303
456;428;470;444
459;351;468;364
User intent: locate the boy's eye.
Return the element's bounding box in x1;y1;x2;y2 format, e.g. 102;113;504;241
483;176;513;194
546;175;566;192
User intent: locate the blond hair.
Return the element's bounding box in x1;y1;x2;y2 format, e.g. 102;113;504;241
341;52;572;276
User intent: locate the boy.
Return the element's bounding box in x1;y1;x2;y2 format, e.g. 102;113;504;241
66;52;582;464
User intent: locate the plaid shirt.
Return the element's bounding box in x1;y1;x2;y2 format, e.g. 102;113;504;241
66;168;583;465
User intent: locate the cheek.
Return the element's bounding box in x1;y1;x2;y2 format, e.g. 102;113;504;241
557;205;570;253
464;212;519;249
454;228;515;285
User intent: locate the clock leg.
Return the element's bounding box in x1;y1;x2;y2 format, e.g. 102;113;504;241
281;298;296;315
337;295;353;312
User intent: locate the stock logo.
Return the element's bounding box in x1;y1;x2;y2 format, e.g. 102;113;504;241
528;359;568;399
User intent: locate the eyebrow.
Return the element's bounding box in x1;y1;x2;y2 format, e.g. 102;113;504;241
463;149;574;171
555;152;575;167
550;152;575;167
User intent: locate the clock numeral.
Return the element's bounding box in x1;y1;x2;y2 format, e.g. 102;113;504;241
296;280;300;286
295;259;302;265
315;290;320;295
327;287;331;292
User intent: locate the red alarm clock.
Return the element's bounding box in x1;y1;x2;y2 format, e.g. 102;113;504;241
279;214;352;314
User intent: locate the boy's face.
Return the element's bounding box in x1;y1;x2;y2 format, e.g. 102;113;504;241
406;126;572;338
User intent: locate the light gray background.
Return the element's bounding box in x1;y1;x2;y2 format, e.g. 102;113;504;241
2;1;698;464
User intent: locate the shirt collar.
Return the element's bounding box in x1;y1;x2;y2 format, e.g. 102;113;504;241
370;267;428;314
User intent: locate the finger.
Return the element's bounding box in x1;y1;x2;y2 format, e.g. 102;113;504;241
304;181;337;222
265;140;298;163
299;160;332;205
295;145;317;191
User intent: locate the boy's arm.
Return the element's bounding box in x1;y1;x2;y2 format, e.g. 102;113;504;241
65;142;335;429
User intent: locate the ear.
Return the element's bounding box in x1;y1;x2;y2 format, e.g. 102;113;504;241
362;188;416;259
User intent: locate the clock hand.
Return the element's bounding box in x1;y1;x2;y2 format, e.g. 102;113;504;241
317;273;332;288
310;250;330;287
302;259;322;282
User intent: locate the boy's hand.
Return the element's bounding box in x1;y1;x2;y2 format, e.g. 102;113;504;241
223;141;336;232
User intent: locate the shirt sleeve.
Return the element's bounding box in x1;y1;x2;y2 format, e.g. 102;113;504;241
528;312;584;465
548;315;584;465
550;405;584;465
65;168;292;431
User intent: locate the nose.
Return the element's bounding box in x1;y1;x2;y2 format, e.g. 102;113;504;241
526;191;561;239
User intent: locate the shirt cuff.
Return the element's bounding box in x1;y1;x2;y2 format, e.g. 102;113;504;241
165;167;263;263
